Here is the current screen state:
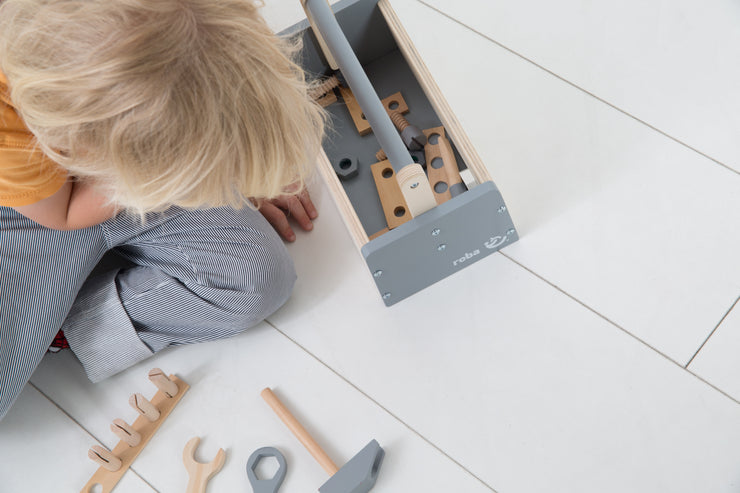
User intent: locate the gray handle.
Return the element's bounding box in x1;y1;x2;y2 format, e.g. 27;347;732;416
304;0;413;172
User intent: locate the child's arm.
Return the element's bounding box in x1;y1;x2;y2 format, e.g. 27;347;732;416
13;179;119;230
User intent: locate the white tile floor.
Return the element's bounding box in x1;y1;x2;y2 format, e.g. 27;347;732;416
2;0;740;492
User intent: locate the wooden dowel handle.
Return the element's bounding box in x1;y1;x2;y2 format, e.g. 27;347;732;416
261;388;339;476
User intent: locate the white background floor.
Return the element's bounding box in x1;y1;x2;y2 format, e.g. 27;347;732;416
3;0;740;491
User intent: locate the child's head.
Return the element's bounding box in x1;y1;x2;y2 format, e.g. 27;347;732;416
0;0;326;214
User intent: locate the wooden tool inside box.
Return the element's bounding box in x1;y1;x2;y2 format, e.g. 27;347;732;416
284;0;518;306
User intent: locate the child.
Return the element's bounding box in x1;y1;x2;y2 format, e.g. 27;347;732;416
0;0;326;420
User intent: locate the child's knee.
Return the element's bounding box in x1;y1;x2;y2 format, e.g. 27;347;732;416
210;243;297;330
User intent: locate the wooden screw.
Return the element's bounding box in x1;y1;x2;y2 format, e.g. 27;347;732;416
148;368;179;398
110;419;141;447
388;111;427;150
129;393;160;422
88;445;122;472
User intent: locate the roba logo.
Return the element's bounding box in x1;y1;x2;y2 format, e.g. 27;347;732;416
452;235;508;267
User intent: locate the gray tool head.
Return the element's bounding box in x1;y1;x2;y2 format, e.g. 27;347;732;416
319;440;384;493
247;447;287;493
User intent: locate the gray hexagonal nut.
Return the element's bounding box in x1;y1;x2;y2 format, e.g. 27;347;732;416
334;155;359;180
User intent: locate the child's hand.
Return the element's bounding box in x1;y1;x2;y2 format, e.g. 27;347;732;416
256;189;318;242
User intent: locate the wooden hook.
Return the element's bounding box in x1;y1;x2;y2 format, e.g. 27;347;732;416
88;445;122;472
148;368;179;398
82;371;190;493
129;393;160;422
110;419;141;447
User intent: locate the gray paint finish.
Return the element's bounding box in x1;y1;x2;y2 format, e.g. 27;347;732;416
282;0;518;305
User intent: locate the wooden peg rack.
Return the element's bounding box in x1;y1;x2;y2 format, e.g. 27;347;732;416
81;369;189;493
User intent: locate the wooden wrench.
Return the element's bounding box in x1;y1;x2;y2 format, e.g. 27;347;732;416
183;437;226;493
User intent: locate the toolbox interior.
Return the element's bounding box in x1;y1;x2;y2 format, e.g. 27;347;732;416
285;0;468;239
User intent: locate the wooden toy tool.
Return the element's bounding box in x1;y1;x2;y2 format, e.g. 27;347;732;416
424;126;466;204
81;368;189;493
303;0;436;218
183;437;226;493
370;160;411;230
261;388;384;493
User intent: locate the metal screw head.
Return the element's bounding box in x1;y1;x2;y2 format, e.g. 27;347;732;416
410;182;419;189
431;228;441;236
498;205;507;213
382;292;392;300
437;244;447;251
507;228;515;236
373;270;383;278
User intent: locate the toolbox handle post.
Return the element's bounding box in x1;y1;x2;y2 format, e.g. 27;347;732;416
302;0;436;217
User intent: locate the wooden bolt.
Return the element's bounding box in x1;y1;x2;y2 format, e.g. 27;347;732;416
129;393;160;422
148;368;179;398
110;419;141;447
388;111;427;150
308;75;340;100
88;445;122;472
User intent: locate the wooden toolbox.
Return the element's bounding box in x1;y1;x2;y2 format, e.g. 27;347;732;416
284;0;518;306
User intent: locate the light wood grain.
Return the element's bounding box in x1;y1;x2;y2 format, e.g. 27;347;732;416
129;393;160;422
301;0;339;70
424;126;463;205
148;368;178;398
261;388;339;476
338;88;409;136
109;419;141;448
88;446;122;472
183;437;226;493
370;160;411;230
314;150;369;249
81;374;190;493
378;0;493;184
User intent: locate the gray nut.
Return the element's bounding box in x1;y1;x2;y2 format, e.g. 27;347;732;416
333;155;359;180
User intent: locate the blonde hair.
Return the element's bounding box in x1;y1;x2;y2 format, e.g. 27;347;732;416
0;0;326;215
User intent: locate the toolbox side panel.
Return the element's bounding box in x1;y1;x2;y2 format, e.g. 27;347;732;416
361;182;517;306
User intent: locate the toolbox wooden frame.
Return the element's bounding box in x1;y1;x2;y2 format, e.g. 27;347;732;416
283;0;518;306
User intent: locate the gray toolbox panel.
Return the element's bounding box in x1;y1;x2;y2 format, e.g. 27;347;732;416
282;0;518;305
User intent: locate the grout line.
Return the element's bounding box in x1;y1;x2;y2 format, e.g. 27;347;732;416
263;319;500;493
28;381;161;493
497;251;740;407
414;0;740;178
685;295;740;368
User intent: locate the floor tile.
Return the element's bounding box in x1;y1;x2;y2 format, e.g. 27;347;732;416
689;299;740;401
0;385;156;493
420;0;740;171
30;323;492;493
385;0;740;364
270;204;740;492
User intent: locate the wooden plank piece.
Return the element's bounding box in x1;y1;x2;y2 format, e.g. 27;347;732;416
314;150;369;249
378;0;494;185
370;160;411;230
338;87;409;136
423;126;463;205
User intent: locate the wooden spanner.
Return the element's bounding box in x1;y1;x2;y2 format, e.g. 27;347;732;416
183;436;226;493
